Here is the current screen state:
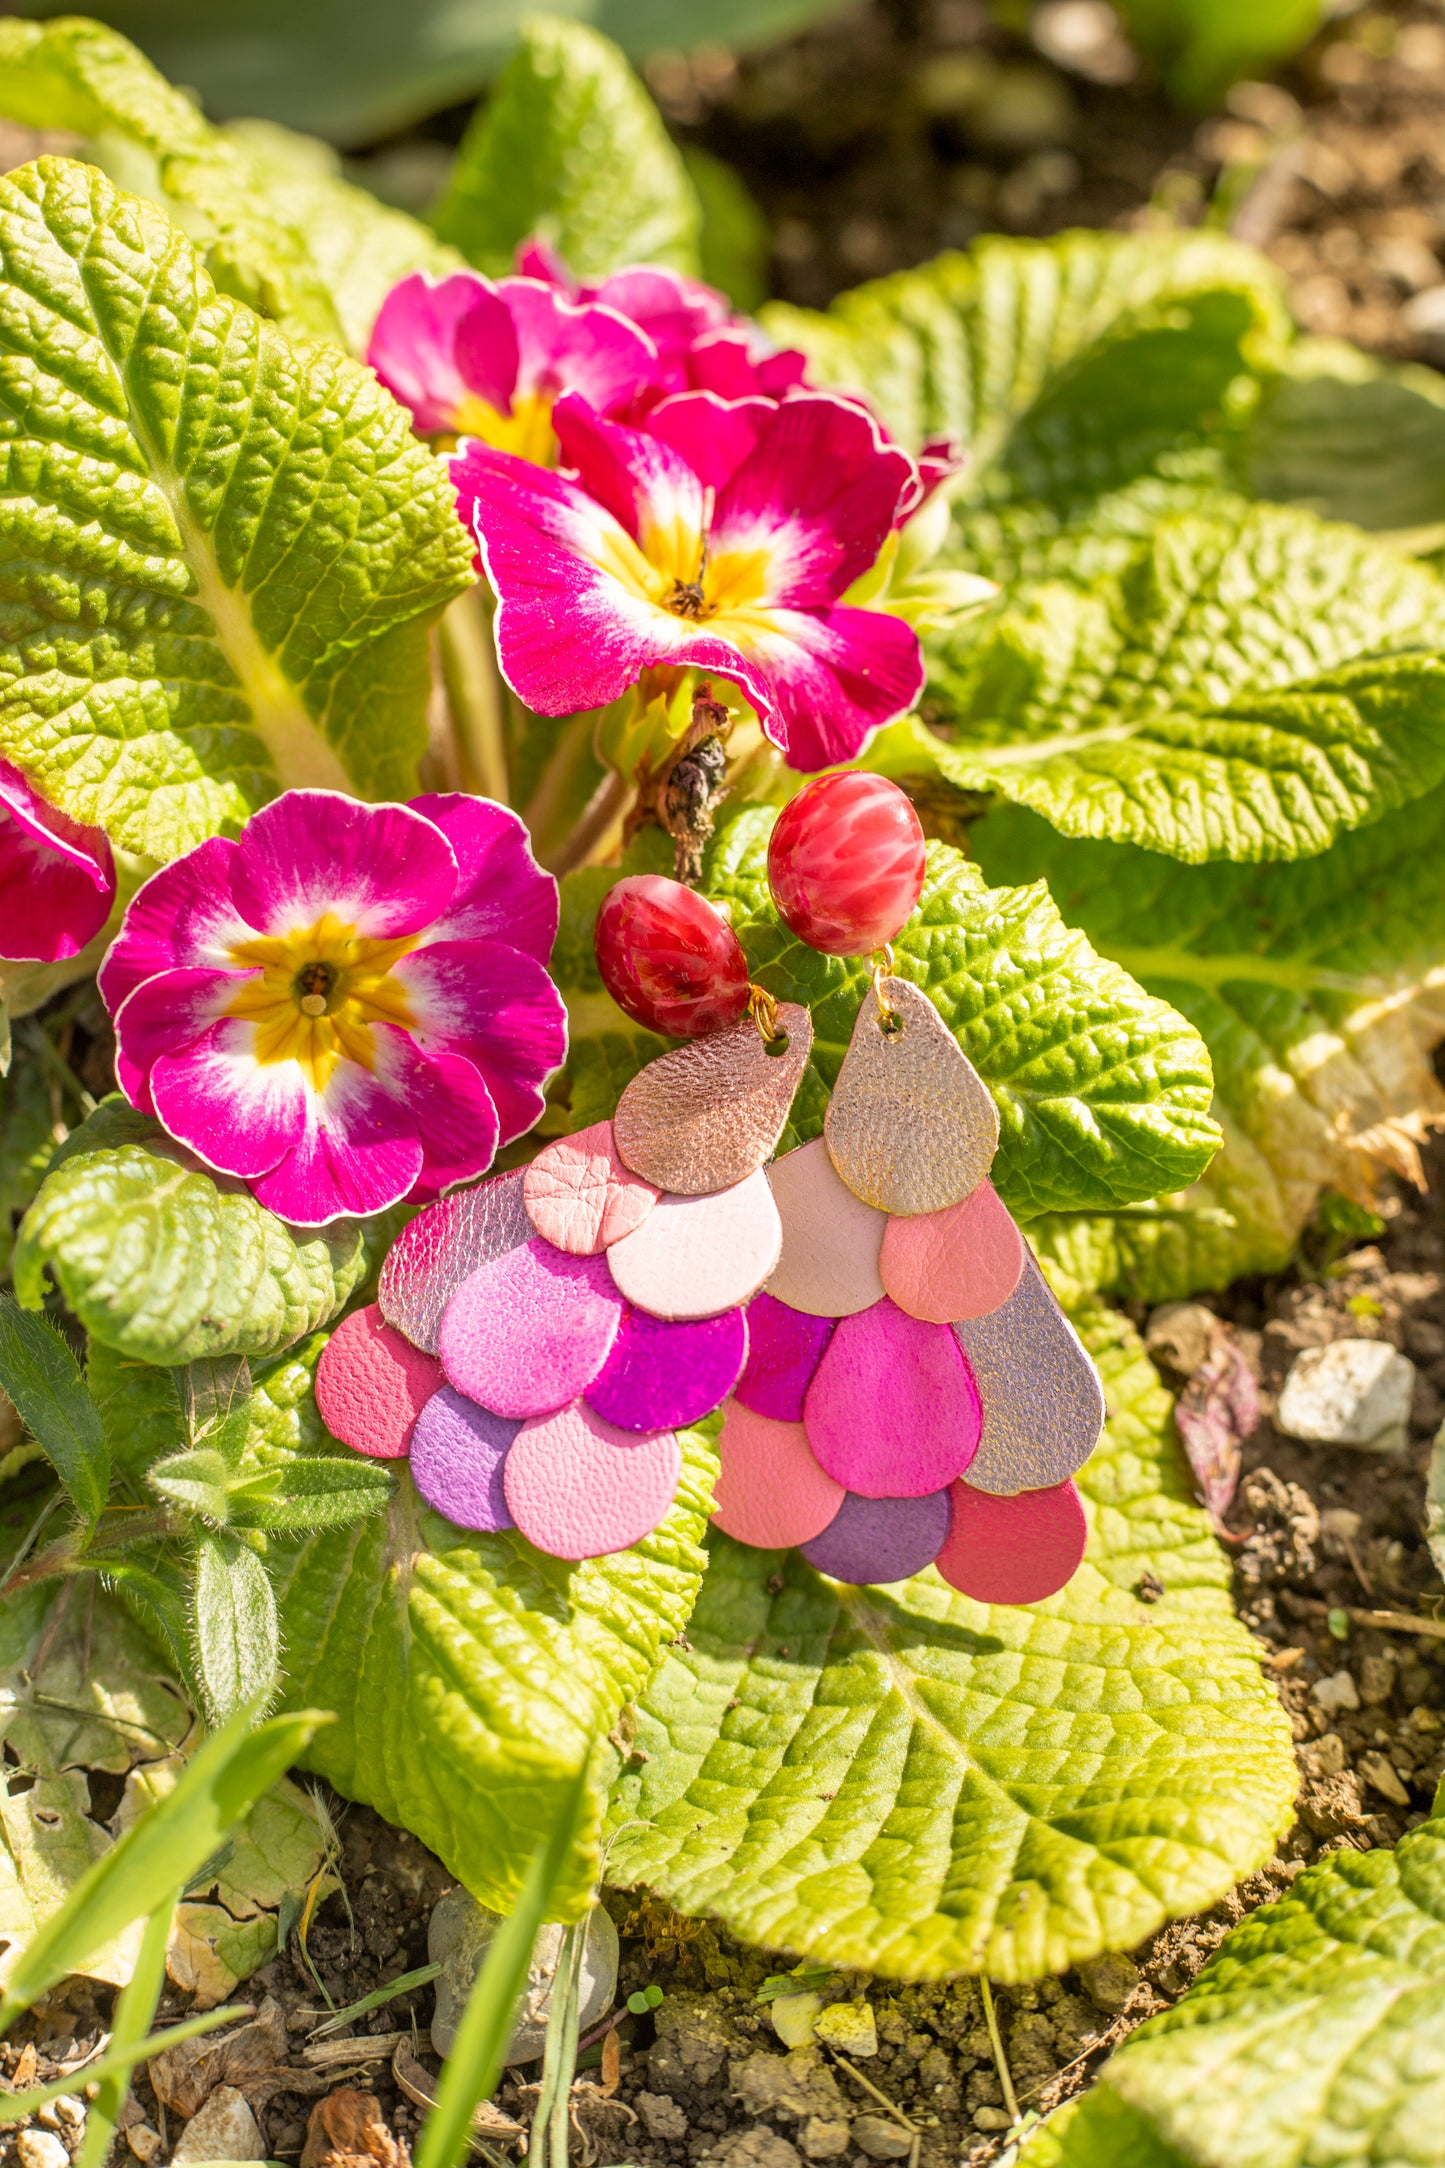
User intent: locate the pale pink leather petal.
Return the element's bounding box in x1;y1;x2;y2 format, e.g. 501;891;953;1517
606;1170;781;1320
315;1303;443;1458
935;1478;1087;1604
765;1138;885;1317
803;1298;981;1498
438;1239;625;1418
503;1404;681;1559
712;1400;844;1549
523;1120;660;1255
879;1178;1025;1324
378;1168;530;1353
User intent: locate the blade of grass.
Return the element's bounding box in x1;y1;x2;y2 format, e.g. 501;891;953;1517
0;1701;332;2027
309;1961;443;2039
73;1895;178;2168
414;1765;592;2168
0;2005;251;2124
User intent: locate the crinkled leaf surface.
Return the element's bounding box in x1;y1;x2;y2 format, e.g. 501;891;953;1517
433;15;701;277
1023;1784;1445;2168
1245;340;1445;536
918;500;1445;863
972;787;1445;1298
606;1301;1296;1980
15;1101;367;1365
0;156;473;859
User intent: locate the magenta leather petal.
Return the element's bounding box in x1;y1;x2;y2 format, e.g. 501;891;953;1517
801;1488;951;1585
584;1306;747;1433
734;1293;835;1422
315;1304;444;1459
440;1238;625;1419
409;1386;519;1532
503;1405;681;1559
936;1478;1087;1605
804;1298;981;1498
378;1169;531;1354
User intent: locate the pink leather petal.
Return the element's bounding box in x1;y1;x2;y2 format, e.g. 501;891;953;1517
803;1298;981;1498
765;1138;885;1317
585;1306;747;1432
378;1168;531;1353
315;1304;443;1459
503;1404;681;1559
439;1239;625;1418
936;1478;1087;1605
879;1179;1025;1324
734;1293;835;1422
801;1488;951;1585
606;1171;781;1320
409;1386;519;1532
712;1401;844;1549
523;1121;660;1254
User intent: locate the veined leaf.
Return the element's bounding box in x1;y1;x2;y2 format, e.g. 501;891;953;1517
0;157;473;860
971;785;1445;1298
269;1426;717;1919
433;15;701;278
605;1301;1297;1980
1245;339;1445;537
919;499;1445;863
0;1297;109;1524
1022;1783;1445;2168
0;19;457;352
15;1102;367;1365
688;808;1218;1219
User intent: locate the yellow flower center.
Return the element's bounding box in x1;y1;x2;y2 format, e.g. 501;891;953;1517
455;389;558;465
594;513;774;643
225;911;416;1093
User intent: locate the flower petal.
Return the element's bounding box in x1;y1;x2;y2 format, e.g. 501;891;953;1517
645;390;773;493
481;278;659;417
149;1016;317;1182
368;270;516;433
724;601;925;769
112;965;255;1115
99;837;248;1015
552;393;706;563
369;1023;501;1195
686;328;808;402
408;792;558;963
582;266;730;376
249;1057;425;1223
392;938;566;1145
230;792;458;939
0;761;115;964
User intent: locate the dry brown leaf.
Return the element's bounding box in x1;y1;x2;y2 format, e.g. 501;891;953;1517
300;2088;407;2168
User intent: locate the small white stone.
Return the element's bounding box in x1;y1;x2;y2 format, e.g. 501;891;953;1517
770;1991;823;2049
50;2099;84;2132
17;2134;70;2168
1312;1670;1361;1714
429;1890;618;2061
1319;1507;1363;1539
813;2002;878;2057
1275;1340;1415;1452
1358;1752;1411;1807
170;2086;262;2165
127;2129;163;2163
852;2116;912;2160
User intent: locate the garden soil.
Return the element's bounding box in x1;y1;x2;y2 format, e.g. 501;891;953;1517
5;3;1445;2163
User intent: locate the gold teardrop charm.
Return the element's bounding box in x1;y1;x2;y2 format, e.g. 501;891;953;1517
824;977;997;1215
614;1005;813;1195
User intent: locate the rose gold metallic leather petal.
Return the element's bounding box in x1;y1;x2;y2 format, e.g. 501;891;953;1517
377;1168;531;1354
613;1005;812;1195
824;979;997;1216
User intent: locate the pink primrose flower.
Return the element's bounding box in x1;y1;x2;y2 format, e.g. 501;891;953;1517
451;389;926;771
0;761;115;963
367;270;658;460
99;791;567;1227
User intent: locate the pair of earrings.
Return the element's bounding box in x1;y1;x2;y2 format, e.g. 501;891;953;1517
316;775;1104;1604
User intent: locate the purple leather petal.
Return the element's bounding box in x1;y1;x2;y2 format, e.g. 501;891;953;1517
801;1488;951;1584
585;1306;747;1433
409;1386;519;1532
734;1293;835;1422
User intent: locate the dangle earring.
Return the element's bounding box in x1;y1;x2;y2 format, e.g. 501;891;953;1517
314;870;812;1564
708;771;1106;1604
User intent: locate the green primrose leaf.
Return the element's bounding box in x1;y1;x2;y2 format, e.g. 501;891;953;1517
148;1447;235;1526
16;1102;367;1366
1245;339;1445;537
0;1056;59;1279
192;1526;282;1726
605;1301;1297;1981
971;782;1445;1298
914;499;1445;864
433;14;701;278
1022;1784;1445;2168
224;1452;394;1534
0;156;473;860
0;1297;109;1526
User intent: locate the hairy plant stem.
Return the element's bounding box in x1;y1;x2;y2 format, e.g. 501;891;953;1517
545;769;632;878
438;588;510;805
0;1506;182;1600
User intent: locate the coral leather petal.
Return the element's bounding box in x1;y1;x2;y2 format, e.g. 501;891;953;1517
409;1386;519;1532
804;1299;981;1498
439;1240;625;1418
523;1121;660;1255
952;1254;1106;1495
879;1179;1025;1324
801;1489;952;1585
936;1478;1087;1604
585;1306;747;1433
734;1292;835;1422
765;1137;886;1317
713;1402;844;1549
606;1172;781;1320
613;1007;813;1195
315;1304;443;1459
825;978;998;1216
378;1169;531;1354
504;1405;681;1560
